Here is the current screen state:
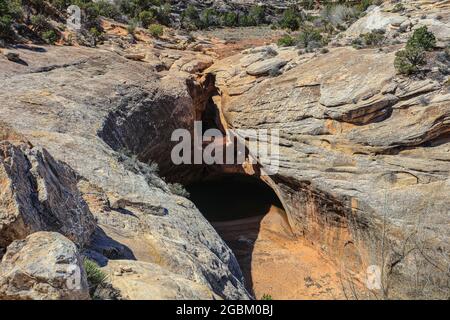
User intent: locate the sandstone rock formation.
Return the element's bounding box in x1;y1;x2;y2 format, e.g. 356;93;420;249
206;30;450;298
0;140;96;248
0;232;90;300
0;0;448;300
0;43;249;300
103;260;220;300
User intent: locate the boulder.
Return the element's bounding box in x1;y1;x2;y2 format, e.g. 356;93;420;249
345;6;407;36
0;142;96;248
246;57;288;76
0;232;90;300
103;260;220;300
180;57;214;74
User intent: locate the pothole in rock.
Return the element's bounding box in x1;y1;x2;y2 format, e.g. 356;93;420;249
186;174;346;300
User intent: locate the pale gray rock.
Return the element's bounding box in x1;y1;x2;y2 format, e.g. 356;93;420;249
246;57;287;76
345;6;408;36
0;232;90;300
0;45;250;300
0;142;96;248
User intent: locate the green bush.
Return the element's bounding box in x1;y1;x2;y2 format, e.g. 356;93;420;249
352;30;385;49
407;26;436;51
361;29;385;46
394;27;436;75
42;29;58;44
89;26;103;44
199;8;219;28
83;258;108;297
182;4;200;29
395;45;425;75
156;3;171;26
127;19;137;35
261;293;273;300
30;14;50;33
297;27;323;49
222;11;238;27
148;23;163;38
139;10;155;28
94;0;121;20
249;5;265;25
168;183;190;198
392;3;405;13
0;14;13;39
279;7;301;31
277;34;295;47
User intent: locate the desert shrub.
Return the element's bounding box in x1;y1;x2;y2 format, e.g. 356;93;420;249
221;11;238;27
362;29;385;46
277;34;295;47
198;8;218;28
181;4;200;29
117;149;162;189
321;4;358;28
168;183;190;198
392;3;405;13
249;5;265;25
297;27;323;49
279;7;302;31
351;30;385;50
139;10;155;28
79;1;103;30
42;29;58;44
261;293;273;300
395;27;436;75
395;45;425;75
356;0;374;12
94;0;121;20
301;0;316;10
148;23;163;38
0;10;13;39
127;19;137;34
156;3;171;26
89;26;103;44
83;258;108;297
30;14;51;33
48;0;72;11
407;26;436;51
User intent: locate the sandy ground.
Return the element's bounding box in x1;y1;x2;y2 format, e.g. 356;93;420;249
213;206;347;300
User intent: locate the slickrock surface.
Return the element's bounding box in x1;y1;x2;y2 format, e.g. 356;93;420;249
206;2;450;299
0;43;249;300
0;0;449;300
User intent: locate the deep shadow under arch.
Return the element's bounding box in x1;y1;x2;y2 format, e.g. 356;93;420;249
186;174;287;296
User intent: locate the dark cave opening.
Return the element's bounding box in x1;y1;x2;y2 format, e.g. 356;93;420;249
186;174;288;295
186;174;283;222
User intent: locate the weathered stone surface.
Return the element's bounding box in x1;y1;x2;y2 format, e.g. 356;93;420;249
0;232;90;300
0;44;249;300
345;6;407;36
103;260;220;300
0;142;96;248
246;57;287;76
207;36;450;299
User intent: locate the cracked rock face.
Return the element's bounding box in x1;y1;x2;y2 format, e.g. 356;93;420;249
0;0;448;300
0;232;90;300
207;39;450;298
0;45;249;300
0;141;96;248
